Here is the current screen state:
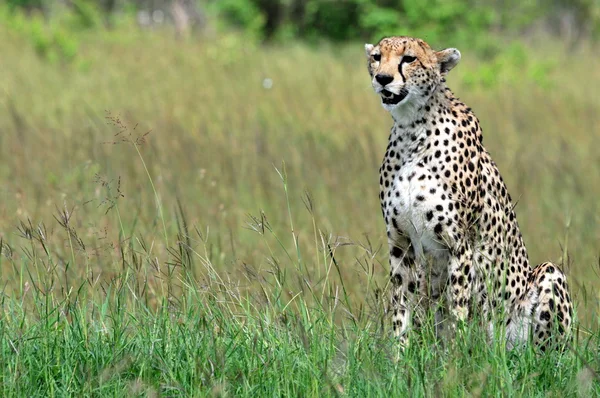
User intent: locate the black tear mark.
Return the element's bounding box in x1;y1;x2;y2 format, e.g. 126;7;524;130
398;59;407;82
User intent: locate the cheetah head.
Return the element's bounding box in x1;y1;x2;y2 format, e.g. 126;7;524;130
365;36;460;115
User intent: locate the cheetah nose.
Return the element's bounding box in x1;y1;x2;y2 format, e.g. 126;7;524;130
375;74;394;86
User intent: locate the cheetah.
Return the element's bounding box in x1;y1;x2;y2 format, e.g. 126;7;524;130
364;36;573;350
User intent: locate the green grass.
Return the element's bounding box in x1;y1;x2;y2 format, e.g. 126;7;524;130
0;18;600;396
0;177;599;396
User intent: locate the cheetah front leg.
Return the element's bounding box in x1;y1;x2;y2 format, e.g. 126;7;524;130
389;242;421;348
447;242;473;326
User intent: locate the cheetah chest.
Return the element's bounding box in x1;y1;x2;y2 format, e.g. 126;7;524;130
381;159;450;259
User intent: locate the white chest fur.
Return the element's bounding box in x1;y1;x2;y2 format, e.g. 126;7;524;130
380;126;450;261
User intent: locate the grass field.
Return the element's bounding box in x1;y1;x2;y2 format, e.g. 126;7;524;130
1;21;600;396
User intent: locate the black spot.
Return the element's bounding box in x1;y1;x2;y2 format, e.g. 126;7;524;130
426;211;434;221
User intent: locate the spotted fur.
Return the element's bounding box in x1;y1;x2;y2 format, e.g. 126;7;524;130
364;36;573;349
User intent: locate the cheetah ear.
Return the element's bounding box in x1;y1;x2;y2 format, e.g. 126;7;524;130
435;48;461;75
364;43;374;59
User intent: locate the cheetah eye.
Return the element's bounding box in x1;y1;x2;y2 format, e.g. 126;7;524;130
373;54;381;62
402;55;417;63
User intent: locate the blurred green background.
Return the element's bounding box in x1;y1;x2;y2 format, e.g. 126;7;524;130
0;0;599;327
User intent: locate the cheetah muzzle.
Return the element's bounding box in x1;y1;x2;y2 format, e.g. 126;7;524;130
364;36;574;352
